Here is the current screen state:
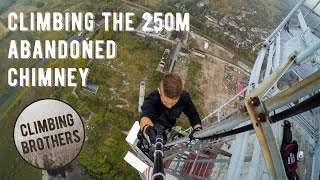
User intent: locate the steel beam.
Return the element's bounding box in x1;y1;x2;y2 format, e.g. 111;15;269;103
296;40;320;64
165;71;320;147
164;111;249;147
170;42;319;146
133;145;154;166
170;157;252;164
264;70;320;113
273;33;281;70
250;47;267;86
225;131;249;180
249;51;296;98
166;50;319;148
298;10;309;32
206;145;232;157
247;137;262;179
163;152;182;162
314;22;320;30
311;139;320;180
265;0;306;43
311;107;320;180
264;41;275;79
188;144;201;176
244;97;287;180
167;168;210;180
304;0;320;18
269;92;320;123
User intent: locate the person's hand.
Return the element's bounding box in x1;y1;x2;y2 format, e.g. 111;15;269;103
189;126;202;141
144;126;157;144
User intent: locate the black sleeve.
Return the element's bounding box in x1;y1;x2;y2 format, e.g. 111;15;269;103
182;92;201;128
140;93;159;124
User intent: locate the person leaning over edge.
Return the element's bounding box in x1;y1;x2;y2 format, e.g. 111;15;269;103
139;73;202;145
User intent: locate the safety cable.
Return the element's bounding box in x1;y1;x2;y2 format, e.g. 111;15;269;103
167;91;320;147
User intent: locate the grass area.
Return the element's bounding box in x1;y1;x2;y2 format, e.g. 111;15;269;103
39;31;70;41
131;0;296;66
76;113;138;179
0;0;128;96
0;0;229;178
0;1;123;179
0;30;39;95
0;21;9;39
0;3;36;19
0;35;57;178
141;0;162;9
176;57;204;129
47;32;165;179
0;86;53;180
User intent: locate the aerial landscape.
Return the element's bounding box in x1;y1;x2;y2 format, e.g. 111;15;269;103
2;0;320;179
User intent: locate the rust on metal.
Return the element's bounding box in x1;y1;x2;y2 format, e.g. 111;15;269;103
244;99;277;179
264;70;320;112
250;96;261;106
257;113;267;122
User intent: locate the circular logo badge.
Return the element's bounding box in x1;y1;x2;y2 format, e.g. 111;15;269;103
14;99;84;170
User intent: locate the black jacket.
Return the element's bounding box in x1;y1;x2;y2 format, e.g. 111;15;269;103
141;90;201;129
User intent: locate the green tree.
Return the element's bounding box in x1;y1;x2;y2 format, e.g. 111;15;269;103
51;88;62;99
83;3;93;11
0;0;16;13
148;71;163;91
35;1;45;8
75;58;87;68
188;38;197;49
76;101;90;117
65;94;78;106
19;0;32;6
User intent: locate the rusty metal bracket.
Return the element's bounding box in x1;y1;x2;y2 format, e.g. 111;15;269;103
244;96;286;180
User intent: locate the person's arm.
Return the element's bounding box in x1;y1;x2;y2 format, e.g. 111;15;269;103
139;92;159;135
183;92;202;129
140;116;154;135
193;124;202;129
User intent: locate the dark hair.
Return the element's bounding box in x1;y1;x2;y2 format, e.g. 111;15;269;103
161;73;182;99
